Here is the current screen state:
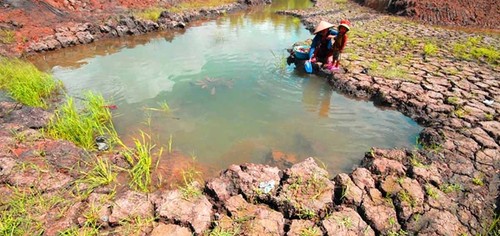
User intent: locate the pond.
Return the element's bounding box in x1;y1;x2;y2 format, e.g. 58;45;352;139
29;0;422;178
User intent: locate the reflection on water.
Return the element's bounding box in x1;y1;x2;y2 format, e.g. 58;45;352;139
28;0;421;177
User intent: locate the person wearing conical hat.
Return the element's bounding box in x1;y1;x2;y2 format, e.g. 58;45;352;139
308;21;336;66
329;19;351;71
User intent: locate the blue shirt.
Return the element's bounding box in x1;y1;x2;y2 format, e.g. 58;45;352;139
309;29;339;59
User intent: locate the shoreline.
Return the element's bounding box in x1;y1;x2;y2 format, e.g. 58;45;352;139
0;0;499;235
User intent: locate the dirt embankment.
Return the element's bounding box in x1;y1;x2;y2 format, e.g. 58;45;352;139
357;0;500;30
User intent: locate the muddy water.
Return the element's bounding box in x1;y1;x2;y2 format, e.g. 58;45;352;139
29;0;421;178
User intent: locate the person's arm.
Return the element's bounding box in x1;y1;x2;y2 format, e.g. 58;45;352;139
339;34;348;52
309;34;320;59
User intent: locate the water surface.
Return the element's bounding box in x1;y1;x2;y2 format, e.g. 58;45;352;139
29;0;421;176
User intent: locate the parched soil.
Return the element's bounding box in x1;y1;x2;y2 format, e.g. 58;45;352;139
358;0;500;30
0;0;499;235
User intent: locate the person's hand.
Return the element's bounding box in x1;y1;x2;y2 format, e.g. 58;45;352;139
310;57;317;63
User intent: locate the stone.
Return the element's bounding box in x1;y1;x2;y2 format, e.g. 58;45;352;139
274;157;335;218
334;173;363;206
479;121;500;143
206;163;281;202
288;220;320;236
408;209;468;235
6;106;51;128
150;223;192;236
75;31;94;44
360;188;400;234
157;189;212;234
108;191;154;224
323;206;375;236
351;168;375;190
225;195;285;236
469;127;498;149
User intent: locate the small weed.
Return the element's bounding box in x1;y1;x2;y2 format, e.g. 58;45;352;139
425;184;439;199
334;0;347;3
472;176;484;186
297;207;316;219
388;217;397;226
0;29;16;44
45;92;116;150
388;229;408;236
77;156;116;195
398;190;416;207
335;216;352;228
122;131;162;192
299;226;321;236
423;43;438;56
178;162;203;200
484;113;494;121
452;36;499;65
0;57;62;108
446;96;460;105
134;7;165;21
453;108;469;118
440;183;462;193
210;227;240;236
270;50;288;74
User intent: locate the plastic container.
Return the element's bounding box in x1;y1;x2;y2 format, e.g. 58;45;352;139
293;45;310;60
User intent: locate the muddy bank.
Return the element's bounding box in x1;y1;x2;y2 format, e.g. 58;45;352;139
0;0;271;57
355;0;500;30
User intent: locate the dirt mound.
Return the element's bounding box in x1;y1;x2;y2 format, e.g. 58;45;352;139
357;0;500;29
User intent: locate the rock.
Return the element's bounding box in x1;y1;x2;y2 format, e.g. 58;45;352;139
418;128;444;148
288;220;321;236
225;195;285;236
6;106;51;128
363;155;406;177
75;31;94;44
480;121;499;142
470;127;498;148
41;140;85;177
360;188;400;234
408;209;468;235
157;189;212;234
206;163;281;202
351;168;375;190
6;166;72;191
323;206;375;236
274;157;334;218
334;173;363;206
150;223;192;236
55;32;79;48
108;191;154;224
0;157;16;182
410;164;444;186
395;177;425;221
475;149;499;167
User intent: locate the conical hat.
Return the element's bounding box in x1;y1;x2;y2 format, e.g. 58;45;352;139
313;21;334;34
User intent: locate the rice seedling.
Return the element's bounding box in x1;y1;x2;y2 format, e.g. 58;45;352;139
122;131;163;192
45;91;116;150
0;57;62;108
270;50;288;74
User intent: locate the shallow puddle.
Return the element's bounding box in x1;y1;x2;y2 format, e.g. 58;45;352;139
29;0;422;178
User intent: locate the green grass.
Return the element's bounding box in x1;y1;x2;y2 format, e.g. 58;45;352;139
0;57;62;108
168;0;236;12
440;183;462;193
77;156;117;195
178;164;203;200
134;7;165;21
209;227;240;236
0;188;68;235
472;176;484;186
122;131;162;192
299;226;321;236
44;91;116;150
423;43;438;56
452;36;499;65
0;29;16;44
424;184;438;199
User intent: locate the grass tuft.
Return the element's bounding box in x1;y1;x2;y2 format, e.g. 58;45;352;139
178;164;203;200
122;131;163;192
0;29;16;44
44;91;117;150
134;7;165;21
0;57;62;108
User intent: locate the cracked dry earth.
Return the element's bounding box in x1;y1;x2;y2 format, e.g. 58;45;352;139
0;0;499;235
